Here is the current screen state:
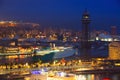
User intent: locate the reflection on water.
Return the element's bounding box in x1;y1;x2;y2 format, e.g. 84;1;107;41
76;74;120;80
1;73;120;80
26;72;120;80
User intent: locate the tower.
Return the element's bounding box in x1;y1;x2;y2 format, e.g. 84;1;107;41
81;10;91;61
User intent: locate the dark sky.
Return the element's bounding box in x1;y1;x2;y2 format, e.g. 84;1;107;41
0;0;120;31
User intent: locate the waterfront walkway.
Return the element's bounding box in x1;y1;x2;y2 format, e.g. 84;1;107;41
0;65;92;74
0;64;120;75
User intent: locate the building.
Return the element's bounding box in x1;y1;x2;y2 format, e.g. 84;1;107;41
111;26;117;36
80;10;91;61
109;42;120;60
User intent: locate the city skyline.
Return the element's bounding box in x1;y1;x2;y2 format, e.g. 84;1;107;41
0;0;120;31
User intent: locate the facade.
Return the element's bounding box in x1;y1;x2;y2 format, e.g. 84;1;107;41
80;10;91;60
109;42;120;60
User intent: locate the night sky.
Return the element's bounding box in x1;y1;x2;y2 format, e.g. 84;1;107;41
0;0;120;31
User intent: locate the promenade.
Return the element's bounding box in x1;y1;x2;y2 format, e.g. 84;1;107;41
0;59;120;75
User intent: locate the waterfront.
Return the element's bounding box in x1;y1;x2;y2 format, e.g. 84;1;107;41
0;71;120;80
0;58;120;80
76;73;120;80
0;1;120;79
0;40;119;80
27;73;120;80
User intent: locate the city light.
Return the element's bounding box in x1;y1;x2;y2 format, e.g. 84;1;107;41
103;78;110;80
0;1;120;79
76;75;86;80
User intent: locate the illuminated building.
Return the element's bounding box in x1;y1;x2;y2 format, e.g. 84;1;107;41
99;33;113;42
81;10;91;60
0;21;39;27
109;42;120;60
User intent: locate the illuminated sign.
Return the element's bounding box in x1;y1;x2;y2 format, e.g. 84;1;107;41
103;78;110;80
31;70;41;74
31;68;48;75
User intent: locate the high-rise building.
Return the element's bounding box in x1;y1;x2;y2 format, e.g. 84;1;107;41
109;42;120;60
111;26;117;36
80;10;91;61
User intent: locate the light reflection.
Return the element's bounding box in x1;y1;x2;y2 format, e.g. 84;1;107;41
75;74;96;80
76;75;86;80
